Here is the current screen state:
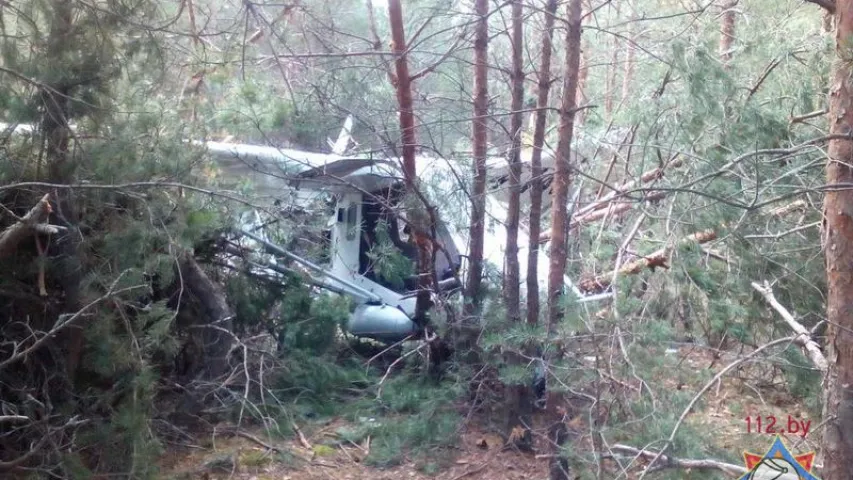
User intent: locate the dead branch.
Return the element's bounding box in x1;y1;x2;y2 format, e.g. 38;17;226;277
0;415;29;423
767;199;808;216
578;159;682;218
0;194;51;259
578;229;718;293
751;280;827;372
609;444;747;475
539;191;667;244
790;109;827;125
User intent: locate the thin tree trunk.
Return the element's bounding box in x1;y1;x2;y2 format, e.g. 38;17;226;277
605;40;619;120
547;0;583;329
821;1;853;476
463;0;489;318
719;0;737;67
387;0;432;321
526;0;558;326
503;0;532;450
504;0;524;324
620;2;636;107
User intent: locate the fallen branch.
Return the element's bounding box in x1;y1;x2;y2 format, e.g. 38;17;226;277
539;191;667;244
579;230;717;293
790;109;827;125
751;280;827;372
0;194;51;259
609;444;747;475
578;160;681;218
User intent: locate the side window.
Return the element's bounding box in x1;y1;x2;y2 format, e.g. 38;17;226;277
345;203;358;240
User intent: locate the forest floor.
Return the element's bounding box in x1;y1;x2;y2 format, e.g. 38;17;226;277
157;345;818;480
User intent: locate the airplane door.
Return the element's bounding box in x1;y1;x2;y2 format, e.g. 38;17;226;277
330;192;362;280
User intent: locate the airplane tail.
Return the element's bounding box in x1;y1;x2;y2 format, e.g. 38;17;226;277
328;115;354;155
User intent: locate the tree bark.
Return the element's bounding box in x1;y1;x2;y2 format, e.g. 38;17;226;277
463;0;489;318
527;0;558;325
387;0;432;321
821;1;853;476
504;0;524;324
719;1;737;68
179;254;234;380
547;0;585;328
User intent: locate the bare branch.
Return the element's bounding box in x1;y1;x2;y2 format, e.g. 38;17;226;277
751;281;828;372
609;444;747;475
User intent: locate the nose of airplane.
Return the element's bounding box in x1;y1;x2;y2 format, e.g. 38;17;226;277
347;303;417;343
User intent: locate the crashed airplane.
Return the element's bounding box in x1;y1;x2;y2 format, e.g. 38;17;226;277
204;116;612;343
1;117;612;343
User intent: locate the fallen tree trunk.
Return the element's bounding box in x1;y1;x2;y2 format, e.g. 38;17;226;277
751;280;827;372
578;229;717;293
178;253;235;380
0;194;52;259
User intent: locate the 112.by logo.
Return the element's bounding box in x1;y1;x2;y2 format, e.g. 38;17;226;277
740;436;819;480
745;415;811;438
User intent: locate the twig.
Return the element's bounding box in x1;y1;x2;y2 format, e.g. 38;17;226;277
751;281;828;372
637;336;797;478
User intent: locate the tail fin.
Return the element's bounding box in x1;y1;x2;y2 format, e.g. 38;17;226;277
328;115;354;155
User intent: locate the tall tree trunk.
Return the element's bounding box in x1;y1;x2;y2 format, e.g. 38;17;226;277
546;0;583;329
503;0;532;450
526;0;558;326
42;0;84;380
387;0;432;321
719;0;737;67
504;0;524;324
463;0;489;318
821;1;853;476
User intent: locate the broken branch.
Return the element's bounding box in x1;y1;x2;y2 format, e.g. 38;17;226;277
579;230;717;293
0;194;51;259
609;444;747;475
751;280;827;372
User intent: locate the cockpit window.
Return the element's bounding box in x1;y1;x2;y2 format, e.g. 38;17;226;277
345;203;358;240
